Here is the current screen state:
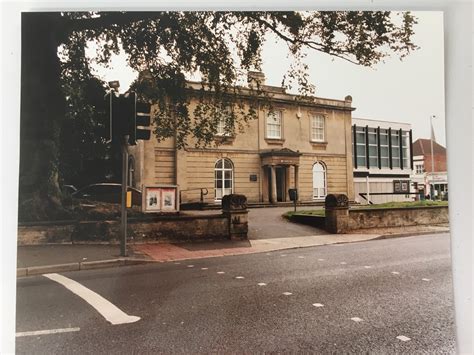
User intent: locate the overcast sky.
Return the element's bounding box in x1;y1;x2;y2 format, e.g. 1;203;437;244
91;11;446;146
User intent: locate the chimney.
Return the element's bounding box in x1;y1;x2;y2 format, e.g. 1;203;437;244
247;71;266;88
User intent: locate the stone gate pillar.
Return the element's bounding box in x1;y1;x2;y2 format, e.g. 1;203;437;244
325;194;349;233
222;194;249;240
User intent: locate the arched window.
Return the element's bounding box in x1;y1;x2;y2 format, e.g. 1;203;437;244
312;162;327;200
215;158;234;200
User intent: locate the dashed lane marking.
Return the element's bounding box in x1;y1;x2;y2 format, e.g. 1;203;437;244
340;262;347;265
364;266;372;269
312;303;324;307
257;283;267;286
318;259;325;261
187;265;195;268
297;256;305;259
396;335;411;342
235;276;245;279
43;273;140;325
282;292;293;296
217;271;225;274
16;327;80;337
350;317;363;322
391;271;400;275
422;278;431;282
201;267;208;270
280;254;287;257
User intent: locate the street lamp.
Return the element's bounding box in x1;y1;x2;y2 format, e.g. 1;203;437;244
430;115;436;200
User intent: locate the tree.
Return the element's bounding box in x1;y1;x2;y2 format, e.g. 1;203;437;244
19;11;417;221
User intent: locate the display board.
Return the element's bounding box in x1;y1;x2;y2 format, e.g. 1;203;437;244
142;185;179;213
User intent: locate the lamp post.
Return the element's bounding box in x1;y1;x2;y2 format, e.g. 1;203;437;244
430;115;436;200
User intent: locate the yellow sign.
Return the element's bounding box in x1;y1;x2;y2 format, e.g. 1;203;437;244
126;191;132;208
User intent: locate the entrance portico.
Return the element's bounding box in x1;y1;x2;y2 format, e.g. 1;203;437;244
260;149;301;204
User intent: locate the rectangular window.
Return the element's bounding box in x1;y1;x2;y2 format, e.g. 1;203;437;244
391;131;400;168
401;131;410;168
368;128;378;167
380;129;389;168
266;111;282;139
415;164;424;174
310;114;325;142
216;107;233;136
355;127;366;167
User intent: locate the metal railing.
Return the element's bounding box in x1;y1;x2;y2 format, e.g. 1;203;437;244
359;192;422;205
179;188;209;204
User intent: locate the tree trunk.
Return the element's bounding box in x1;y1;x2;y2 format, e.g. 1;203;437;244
19;13;69;221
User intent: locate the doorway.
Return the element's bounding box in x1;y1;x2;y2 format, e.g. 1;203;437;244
268;166;286;202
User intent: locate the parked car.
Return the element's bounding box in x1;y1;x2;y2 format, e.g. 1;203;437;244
61;184;78;195
72;183;142;206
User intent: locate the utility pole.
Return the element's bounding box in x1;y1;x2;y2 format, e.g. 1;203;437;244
120;135;129;257
430;115;436;200
105;82;151;257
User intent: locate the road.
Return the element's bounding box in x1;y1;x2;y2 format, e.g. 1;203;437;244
16;233;455;354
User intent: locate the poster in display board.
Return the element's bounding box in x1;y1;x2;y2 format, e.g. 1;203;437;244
142;185;179;213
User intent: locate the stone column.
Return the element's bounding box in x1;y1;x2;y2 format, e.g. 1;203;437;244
294;165;299;201
270;165;277;204
324;194;350;233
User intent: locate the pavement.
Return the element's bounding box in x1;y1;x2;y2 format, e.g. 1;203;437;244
16;205;450;277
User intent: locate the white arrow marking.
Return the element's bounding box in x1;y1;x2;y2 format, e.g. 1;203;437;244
43;273;140;325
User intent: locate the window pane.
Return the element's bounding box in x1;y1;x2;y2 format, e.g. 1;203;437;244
368;146;378;156
357;156;366;166
216;170;222;180
215;160;223;169
380;146;389;157
381;157;389;167
224;180;231;188
224;159;232;169
368;133;377;144
224;171;232;179
392;158;400;168
356;145;366;156
369;157;378;166
216;180;222;188
356;132;365;142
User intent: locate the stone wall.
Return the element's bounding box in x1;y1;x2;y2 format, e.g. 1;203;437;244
18;214;231;245
347;206;449;230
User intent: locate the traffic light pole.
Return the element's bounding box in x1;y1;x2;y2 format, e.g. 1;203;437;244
120;135;129;257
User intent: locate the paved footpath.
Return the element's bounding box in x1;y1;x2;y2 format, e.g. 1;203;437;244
134;233;382;262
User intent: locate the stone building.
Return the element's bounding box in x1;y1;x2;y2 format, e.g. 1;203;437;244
352;118;414;204
129;73;356;205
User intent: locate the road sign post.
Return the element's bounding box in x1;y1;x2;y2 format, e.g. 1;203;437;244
121;135;129;257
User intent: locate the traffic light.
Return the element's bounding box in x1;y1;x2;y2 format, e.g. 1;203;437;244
104;91;151;145
127;92;151;145
104;91;128;144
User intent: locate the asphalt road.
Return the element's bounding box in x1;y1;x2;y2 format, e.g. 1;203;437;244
16;233;455;354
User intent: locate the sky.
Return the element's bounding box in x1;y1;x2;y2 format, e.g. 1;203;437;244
89;11;446;146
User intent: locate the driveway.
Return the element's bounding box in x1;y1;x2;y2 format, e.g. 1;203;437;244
248;206;327;240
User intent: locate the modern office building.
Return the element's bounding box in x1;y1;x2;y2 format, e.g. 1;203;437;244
351;118;414;204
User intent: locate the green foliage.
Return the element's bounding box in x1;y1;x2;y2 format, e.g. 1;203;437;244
60;11;418;148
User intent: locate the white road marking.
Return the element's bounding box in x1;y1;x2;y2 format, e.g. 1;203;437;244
217;271;225;274
340;262;347;265
43;273;140;325
280;254;287;257
318;258;325;261
364;266;372;269
298;256;305;259
350;317;363;322
282;292;293;296
235;276;245;279
391;271;400;275
312;303;324;307
396;335;411;342
257;283;267;286
422;278;431;282
187;265;194;268
16;327;80;337
201;267;208;270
